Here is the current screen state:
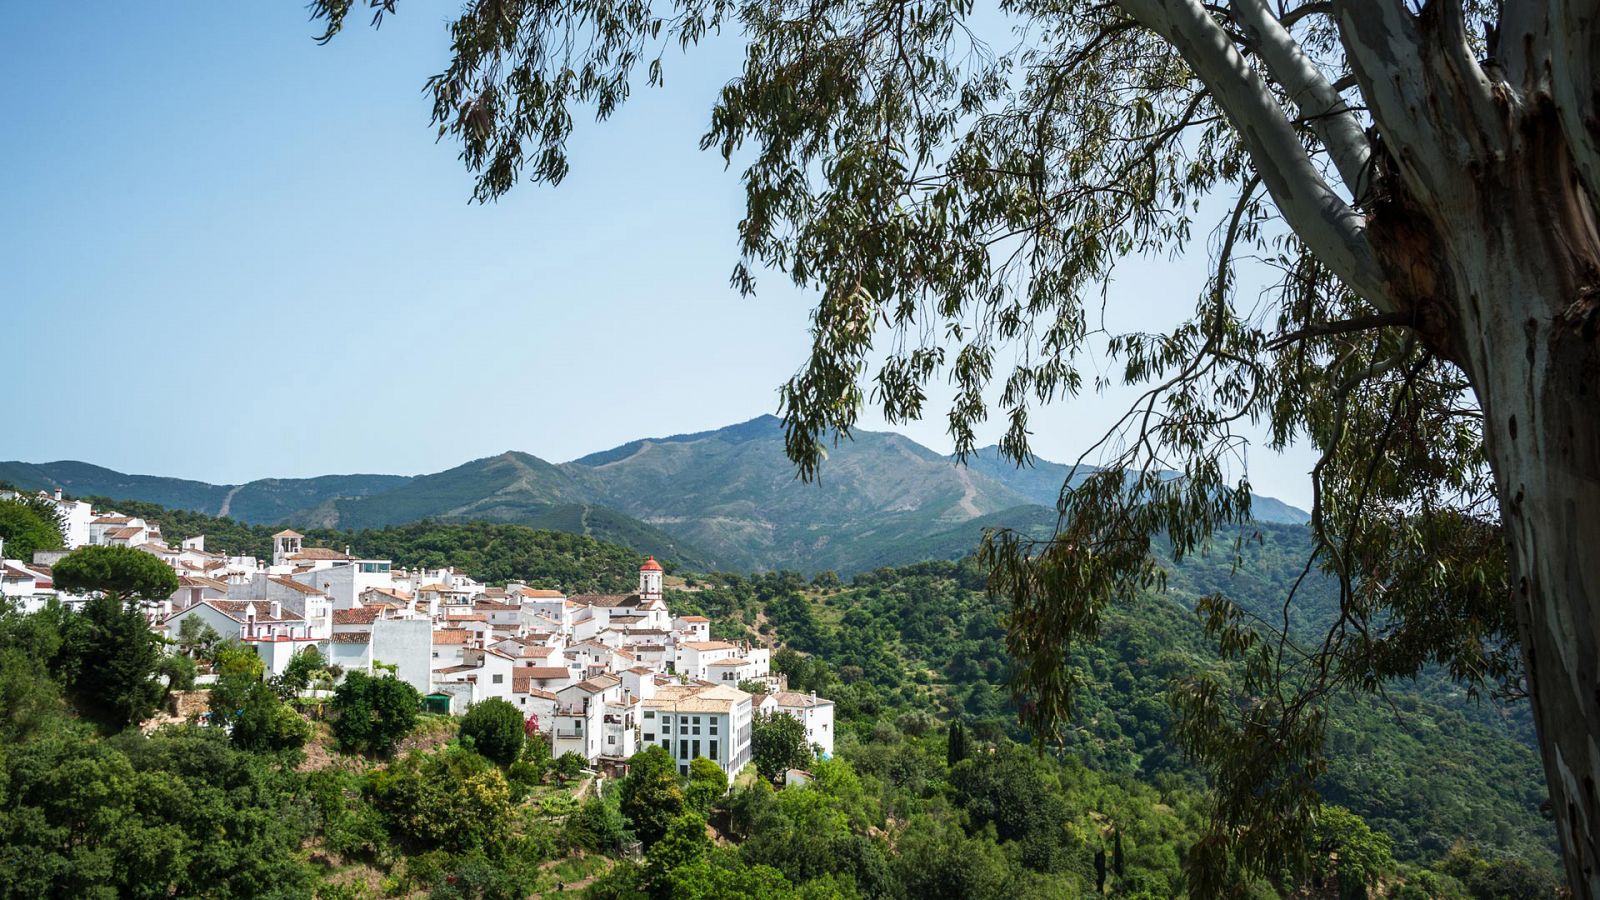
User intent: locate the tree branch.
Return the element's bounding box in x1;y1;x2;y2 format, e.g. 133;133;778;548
1230;0;1373;202
1116;0;1394;309
1265;310;1410;349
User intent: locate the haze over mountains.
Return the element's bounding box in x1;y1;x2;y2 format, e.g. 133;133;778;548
1;415;1307;573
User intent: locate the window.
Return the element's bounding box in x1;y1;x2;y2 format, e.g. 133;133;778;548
608;735;616;745
680;740;688;759
662;716;671;727
492;673;503;684
644;710;655;719
692;740;700;758
662;740;669;751
709;720;718;735
644;733;655;742
709;740;718;760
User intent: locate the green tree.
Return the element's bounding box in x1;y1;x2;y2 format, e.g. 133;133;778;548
686;756;729;816
0;495;64;562
210;666;310;754
621;745;688;847
946;721;969;768
643;811;711;895
366;745;514;854
566;794;631;853
214;641;265;680
751;711;811;783
158;652;196;694
331;671;420;756
459;697;525;766
55;593;166;732
308;0;1600;891
174;616;222;662
1308;806;1394;900
52;544;178;606
276;645;325;698
894;814;1011;900
554;750;586;781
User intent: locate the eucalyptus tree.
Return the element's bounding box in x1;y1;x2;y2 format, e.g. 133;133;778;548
312;0;1600;891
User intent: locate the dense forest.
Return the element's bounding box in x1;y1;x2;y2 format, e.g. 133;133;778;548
0;496;1562;896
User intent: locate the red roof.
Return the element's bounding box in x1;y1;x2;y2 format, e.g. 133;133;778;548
639;556;663;572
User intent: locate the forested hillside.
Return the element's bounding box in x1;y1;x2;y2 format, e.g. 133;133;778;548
667;550;1556;878
0;497;1558;895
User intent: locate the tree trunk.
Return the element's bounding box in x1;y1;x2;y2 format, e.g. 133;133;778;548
1398;111;1600;895
1481;321;1600;898
1477;295;1600;898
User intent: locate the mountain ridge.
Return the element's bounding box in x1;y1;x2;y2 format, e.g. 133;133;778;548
1;415;1309;573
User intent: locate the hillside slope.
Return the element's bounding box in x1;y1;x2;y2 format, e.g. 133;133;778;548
563;416;1035;572
2;416;1310;574
0;460;408;522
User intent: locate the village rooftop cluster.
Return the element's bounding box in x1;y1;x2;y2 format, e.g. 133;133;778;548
0;489;833;776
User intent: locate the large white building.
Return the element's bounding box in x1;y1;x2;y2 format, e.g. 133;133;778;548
642;682;754;777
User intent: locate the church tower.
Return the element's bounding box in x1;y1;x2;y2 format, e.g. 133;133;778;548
272;529;303;567
638;556;664;600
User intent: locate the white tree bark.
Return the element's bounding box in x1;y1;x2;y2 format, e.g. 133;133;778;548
1126;1;1600;894
1117;0;1393;307
1228;0;1372;201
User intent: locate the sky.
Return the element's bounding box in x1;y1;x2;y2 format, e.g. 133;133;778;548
0;4;1318;508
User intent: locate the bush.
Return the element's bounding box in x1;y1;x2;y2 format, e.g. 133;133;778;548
366;746;513;855
332;671;420;756
459;698;524;766
686;756;729;815
212;674;310;753
566;795;630;853
554;751;586;781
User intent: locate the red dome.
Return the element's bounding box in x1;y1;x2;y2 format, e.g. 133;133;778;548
639;556;664;572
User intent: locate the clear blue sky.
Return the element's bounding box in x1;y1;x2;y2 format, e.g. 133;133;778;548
1;3;1316;507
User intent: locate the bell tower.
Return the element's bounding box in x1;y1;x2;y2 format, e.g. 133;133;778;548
638;556;664;600
272;529;303;567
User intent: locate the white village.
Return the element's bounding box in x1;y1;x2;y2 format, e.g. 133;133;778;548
0;488;833;779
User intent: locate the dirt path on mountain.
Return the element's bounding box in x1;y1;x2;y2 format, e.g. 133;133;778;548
217;484;245;518
954;467;982;517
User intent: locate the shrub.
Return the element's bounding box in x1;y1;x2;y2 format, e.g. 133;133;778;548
459;698;524;766
332;671;420;756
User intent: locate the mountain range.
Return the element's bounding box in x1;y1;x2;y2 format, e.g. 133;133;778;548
1;415;1308;573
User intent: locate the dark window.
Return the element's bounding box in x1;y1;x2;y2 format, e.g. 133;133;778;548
692;740;701;758
644;733;655;742
680;740;688;759
710;740;719;760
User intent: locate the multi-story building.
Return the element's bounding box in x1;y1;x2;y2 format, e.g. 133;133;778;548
642;683;753;777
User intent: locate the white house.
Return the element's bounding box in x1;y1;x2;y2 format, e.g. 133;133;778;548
553;674;635;763
771;690;836;758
